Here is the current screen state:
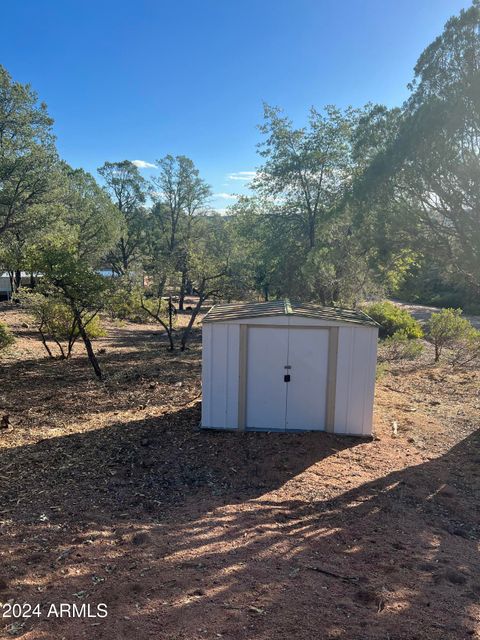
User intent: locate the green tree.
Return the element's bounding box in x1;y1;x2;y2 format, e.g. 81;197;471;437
179;213;232;350
98;160;148;275
32;167;121;378
357;3;480;306
148;155;211;308
35;247;111;378
228;196;304;301
250;104;381;306
254;104;357;250
0;65;58;238
427;308;474;363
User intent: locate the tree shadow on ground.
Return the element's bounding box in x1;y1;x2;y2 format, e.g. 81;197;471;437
0;407;479;639
0;335;202;425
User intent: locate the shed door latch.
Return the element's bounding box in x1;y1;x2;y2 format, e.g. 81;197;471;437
284;374;291;382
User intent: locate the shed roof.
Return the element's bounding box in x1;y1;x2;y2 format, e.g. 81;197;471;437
202;299;379;327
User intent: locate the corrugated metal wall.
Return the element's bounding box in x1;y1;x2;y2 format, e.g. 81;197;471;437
202;317;377;436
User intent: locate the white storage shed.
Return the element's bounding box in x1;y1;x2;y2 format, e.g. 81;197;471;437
201;300;379;437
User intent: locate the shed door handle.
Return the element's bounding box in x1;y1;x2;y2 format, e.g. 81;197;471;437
284;374;290;382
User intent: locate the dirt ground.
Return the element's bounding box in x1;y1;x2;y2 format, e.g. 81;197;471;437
0;302;479;640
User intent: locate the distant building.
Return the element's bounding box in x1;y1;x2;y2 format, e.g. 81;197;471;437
0;272;37;301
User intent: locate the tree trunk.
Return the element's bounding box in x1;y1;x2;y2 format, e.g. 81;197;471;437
178;268;187;311
157;274;167;298
140;297;175;351
73;308;103;379
39;322;54;359
180;296;204;351
120;237;128;274
308;216;315;249
14;269;21;292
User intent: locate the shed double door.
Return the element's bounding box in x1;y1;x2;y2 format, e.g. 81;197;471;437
245;326;329;431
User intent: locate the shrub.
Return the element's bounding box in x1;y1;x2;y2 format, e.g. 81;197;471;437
0;321;14;351
363;301;423;339
449;328;480;368
381;330;424;362
426;308;473;362
106;282;137;321
376;362;389;380
41;299;105;341
19;292;106;358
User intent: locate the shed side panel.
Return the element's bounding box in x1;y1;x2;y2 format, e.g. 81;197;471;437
360;328;378;436
201;323;213;427
334;327;354;434
345;327;377;436
225;324;240;429
209;324;229;428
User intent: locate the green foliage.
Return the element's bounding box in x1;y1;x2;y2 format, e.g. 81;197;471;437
0;65;59;239
80;314;105;339
2;0;480;361
426;308;474;362
376;362;389;381
355;3;480;307
98;160;148;274
0;321;14;351
19;290;105;358
60;165;123;264
255;104;357;251
106;281;142;321
139;294;173;324
248;103;384;306
38;300;105;342
380;330;424;362
363;301;423;339
449;328;480;368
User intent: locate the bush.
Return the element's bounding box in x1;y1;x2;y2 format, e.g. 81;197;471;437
426;308;473;363
19;292;106;358
106;282;137;321
41;298;106;341
363;301;423;339
449;328;480;368
376;362;389;380
0;321;14;351
380;330;424;362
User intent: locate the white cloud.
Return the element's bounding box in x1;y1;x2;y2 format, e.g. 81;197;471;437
227;171;256;181
213;208;228;215
214;192;238;200
131;160;157;169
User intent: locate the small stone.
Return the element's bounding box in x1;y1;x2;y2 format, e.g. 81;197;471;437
444;569;467;585
438;484;457;498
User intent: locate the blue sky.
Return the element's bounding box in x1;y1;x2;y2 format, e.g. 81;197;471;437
0;0;470;212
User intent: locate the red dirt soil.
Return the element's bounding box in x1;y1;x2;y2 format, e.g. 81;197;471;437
0;303;479;639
